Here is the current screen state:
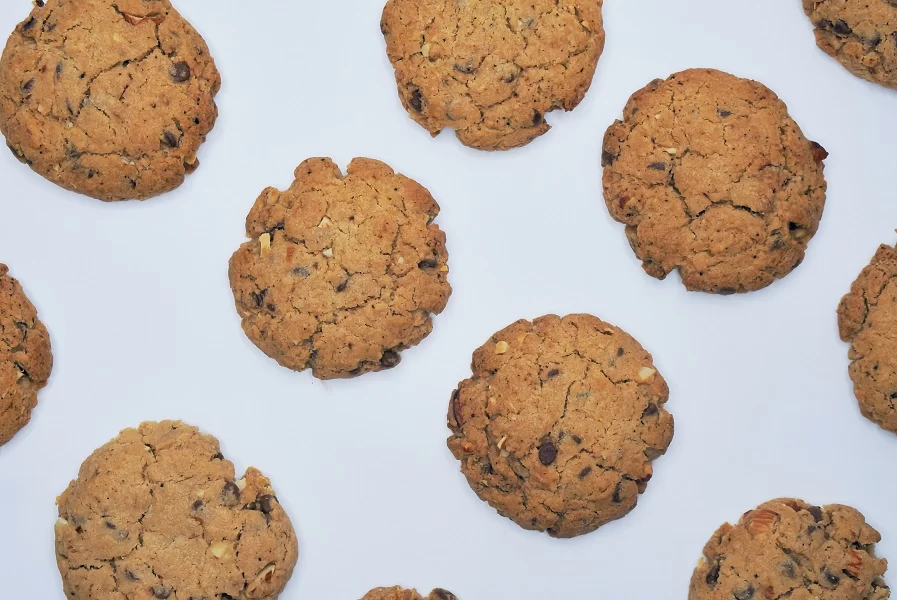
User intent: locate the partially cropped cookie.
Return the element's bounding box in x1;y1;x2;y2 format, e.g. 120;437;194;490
0;0;220;201
838;241;897;434
55;421;298;600
690;499;890;600
381;0;605;150
602;69;827;294
448;314;673;538
362;587;457;600
229;158;451;380
803;0;897;90
0;264;52;447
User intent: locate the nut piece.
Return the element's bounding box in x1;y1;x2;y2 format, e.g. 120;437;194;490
235;478;247;491
322;248;334;258
259;233;272;256
846;549;864;578
208;541;232;559
121;12;166;26
638;367;657;382
495;341;510;354
744;509;778;535
318;217;332;229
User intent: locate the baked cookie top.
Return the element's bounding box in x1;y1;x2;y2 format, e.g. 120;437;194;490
803;0;897;90
381;0;605;151
447;314;673;538
229;158;451;380
55;421;298;600
838;241;897;434
0;0;220;201
0;264;52;447
362;587;457;600
602;69;828;294
690;498;889;600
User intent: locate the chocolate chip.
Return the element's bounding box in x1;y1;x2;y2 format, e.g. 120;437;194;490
335;276;350;293
832;20;852;36
890;391;897;399
612;481;624;503
22;17;36;32
192;499;204;510
810;141;828;164
380;349;401;369
161;131;179;148
788;222;801;232
409;89;423;112
780;561;796;578
250;288;267;307
547;369;560;379
578;466;592;479
648;161;667;170
430;590;457;600
152;585;172;599
453;63;473;74
824;569;841;585
601;150;616;167
211;452;224;460
571;434;582;445
221;482;241;507
169;61;191;83
538;440;557;465
54;62;63;81
642;403;659;418
104;521;116;530
21;78;35;96
450;389;463;426
718;288;737;296
124;569;139;582
808;505;824;522
717;108;732;118
292;266;310;278
532;110;542;125
734;585;755;600
418;259;438;270
36;0;45;6
258;494;275;514
705;562;721;585
617;347;625;357
502;71;518;84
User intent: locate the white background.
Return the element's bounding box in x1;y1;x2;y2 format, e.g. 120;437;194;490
0;0;895;598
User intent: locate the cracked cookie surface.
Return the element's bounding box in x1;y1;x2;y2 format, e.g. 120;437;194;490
0;264;52;447
837;241;897;434
228;158;451;380
447;314;673;538
55;421;299;600
362;587;457;600
803;0;897;90
690;498;890;600
381;0;605;151
0;0;220;201
602;69;827;294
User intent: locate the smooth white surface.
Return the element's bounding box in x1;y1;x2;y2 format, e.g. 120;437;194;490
0;0;895;598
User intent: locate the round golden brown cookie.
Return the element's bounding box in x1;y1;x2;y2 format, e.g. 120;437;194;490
381;0;605;151
447;314;673;538
803;0;897;90
0;264;52;447
0;0;220;201
228;158;451;380
602;68;828;294
55;421;299;600
838;241;897;434
690;498;890;600
362;587;457;600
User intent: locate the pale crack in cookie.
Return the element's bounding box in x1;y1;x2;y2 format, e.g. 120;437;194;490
838;241;897;434
0;0;220;201
362;587;458;600
602;68;828;294
690;499;890;600
228;158;452;380
447;314;673;538
55;421;299;600
381;0;605;151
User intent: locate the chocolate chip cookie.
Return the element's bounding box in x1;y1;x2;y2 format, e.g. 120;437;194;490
838;241;897;435
362;587;457;600
602;69;828;294
803;0;897;90
381;0;605;150
447;314;673;538
229;158;451;380
690;498;890;600
0;264;52;447
55;421;298;600
0;0;220;201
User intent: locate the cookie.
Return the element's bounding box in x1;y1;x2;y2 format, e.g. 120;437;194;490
0;0;220;201
690;498;890;600
602;68;828;294
447;314;673;538
229;158;451;380
55;421;299;600
803;0;897;90
381;0;605;151
362;587;457;600
0;264;52;447
838;241;897;434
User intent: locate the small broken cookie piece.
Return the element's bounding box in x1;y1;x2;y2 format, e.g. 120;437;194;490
837;241;897;434
0;0;220;200
602;68;827;294
55;421;299;600
689;499;890;600
0;263;53;447
803;0;897;90
381;0;605;151
447;314;673;538
228;158;452;380
361;586;458;600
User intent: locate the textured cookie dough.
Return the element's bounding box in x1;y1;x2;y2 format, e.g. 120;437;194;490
381;0;605;151
838;241;897;434
602;68;828;294
229;158;451;380
0;0;220;201
55;421;299;600
362;587;457;600
447;314;673;538
0;264;52;447
690;498;890;600
803;0;897;90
